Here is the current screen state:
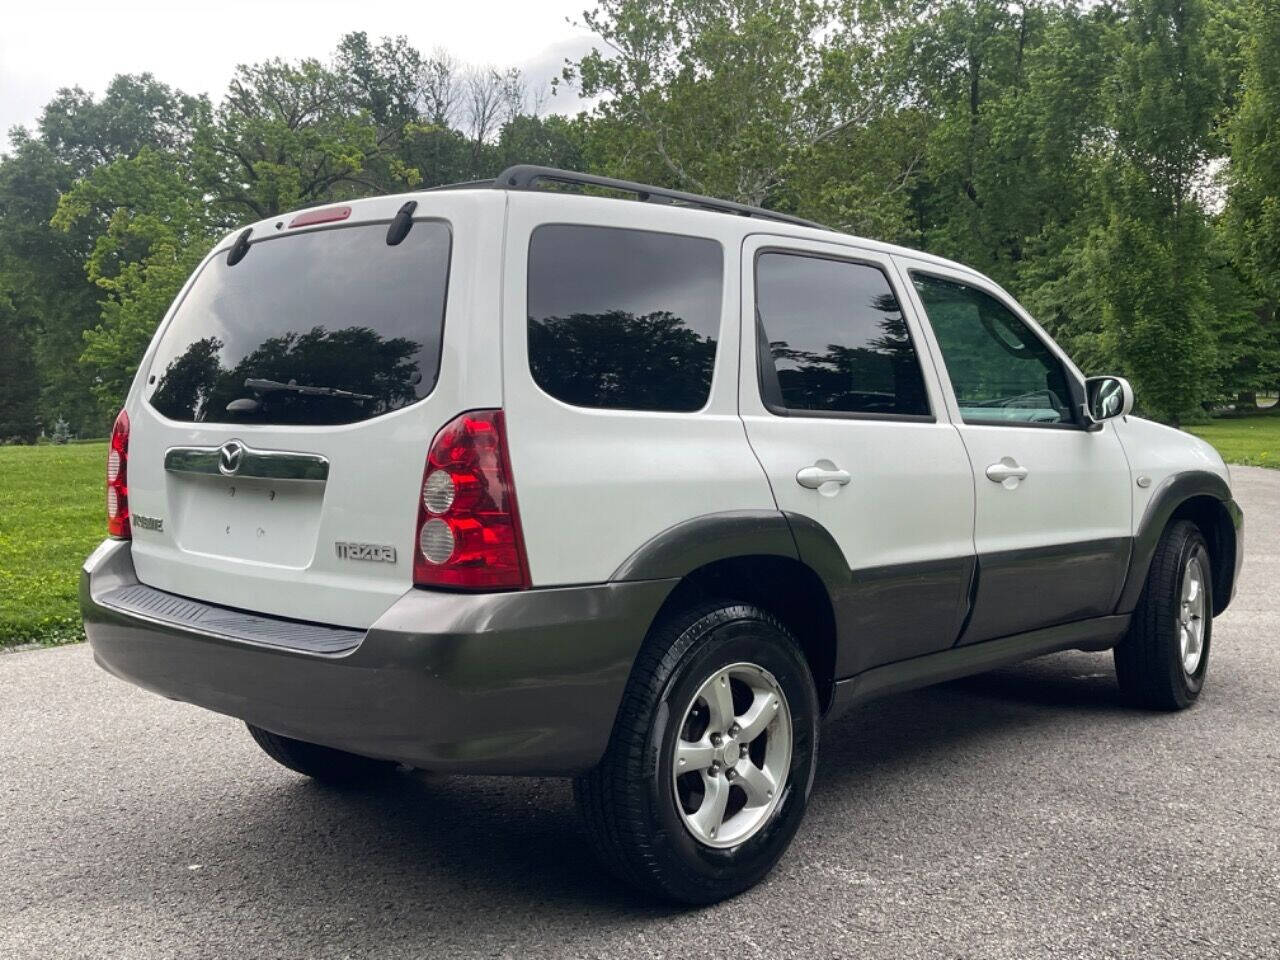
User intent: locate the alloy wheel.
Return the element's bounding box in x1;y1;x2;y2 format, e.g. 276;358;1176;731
671;662;793;849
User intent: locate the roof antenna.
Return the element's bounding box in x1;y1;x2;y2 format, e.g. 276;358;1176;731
386;200;418;246
226;227;253;266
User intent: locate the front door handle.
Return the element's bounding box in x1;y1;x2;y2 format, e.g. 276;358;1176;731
986;457;1029;486
796;461;852;491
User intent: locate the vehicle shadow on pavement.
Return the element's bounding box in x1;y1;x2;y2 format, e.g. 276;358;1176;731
210;765;686;919
813;650;1134;791
166;651;1133;920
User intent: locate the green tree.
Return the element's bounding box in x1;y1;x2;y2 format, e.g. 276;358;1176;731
567;0;917;232
1085;0;1222;423
0;134;99;435
0;75;201;436
1224;0;1280;311
193;56;406;220
0;296;41;441
38;74;203;176
53;148;218;413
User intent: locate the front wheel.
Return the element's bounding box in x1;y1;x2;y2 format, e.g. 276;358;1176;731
1114;520;1213;710
574;600;819;904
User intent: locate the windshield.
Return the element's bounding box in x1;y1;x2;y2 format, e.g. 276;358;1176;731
145;220;451;425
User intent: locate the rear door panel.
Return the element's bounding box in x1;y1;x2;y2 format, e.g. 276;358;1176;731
738;234;977;677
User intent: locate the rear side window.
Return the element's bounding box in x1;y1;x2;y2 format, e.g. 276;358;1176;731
527;225;723;412
754;252;930;417
146;221;451;426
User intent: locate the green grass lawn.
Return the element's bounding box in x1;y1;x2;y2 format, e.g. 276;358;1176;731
0;442;105;647
1186;414;1280;469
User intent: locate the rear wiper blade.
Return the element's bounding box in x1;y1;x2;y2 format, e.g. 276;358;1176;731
244;378;374;401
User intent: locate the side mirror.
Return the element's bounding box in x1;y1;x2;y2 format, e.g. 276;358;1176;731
1085;375;1134;424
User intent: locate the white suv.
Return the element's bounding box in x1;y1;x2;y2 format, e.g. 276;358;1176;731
82;166;1243;904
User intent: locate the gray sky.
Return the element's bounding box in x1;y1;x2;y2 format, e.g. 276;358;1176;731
1;0;598;147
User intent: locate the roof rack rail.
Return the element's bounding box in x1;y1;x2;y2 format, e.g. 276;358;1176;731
420;178;495;192
491;165;828;231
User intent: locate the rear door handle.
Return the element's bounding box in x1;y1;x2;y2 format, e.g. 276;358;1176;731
796;462;852;491
986;457;1029;486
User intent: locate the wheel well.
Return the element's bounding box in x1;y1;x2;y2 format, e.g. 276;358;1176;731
1169;495;1237;615
653;555;838;713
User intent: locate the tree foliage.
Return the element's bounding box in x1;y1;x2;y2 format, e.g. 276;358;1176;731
2;5;1280;438
1225;0;1280;304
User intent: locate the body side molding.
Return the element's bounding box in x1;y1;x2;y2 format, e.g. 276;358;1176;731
611;510;976;677
782;513;973;675
827;614;1132;722
957;537;1133;645
1114;470;1240;616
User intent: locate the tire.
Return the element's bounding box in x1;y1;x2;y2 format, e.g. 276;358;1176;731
246;724;396;784
574;600;819;904
1114;520;1213;710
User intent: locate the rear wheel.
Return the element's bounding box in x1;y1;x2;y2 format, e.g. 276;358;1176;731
574;600;819;904
1114;520;1213;710
246;724;396;784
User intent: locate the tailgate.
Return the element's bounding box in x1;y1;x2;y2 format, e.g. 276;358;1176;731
121;192;504;628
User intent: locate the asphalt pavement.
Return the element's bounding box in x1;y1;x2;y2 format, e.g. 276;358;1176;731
2;467;1278;959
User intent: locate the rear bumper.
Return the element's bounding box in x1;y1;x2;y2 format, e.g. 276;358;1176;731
81;540;676;775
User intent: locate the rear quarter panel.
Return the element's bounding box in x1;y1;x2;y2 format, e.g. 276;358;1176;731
499;193;778;587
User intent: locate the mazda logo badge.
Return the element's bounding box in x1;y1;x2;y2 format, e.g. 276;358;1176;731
218;440;245;476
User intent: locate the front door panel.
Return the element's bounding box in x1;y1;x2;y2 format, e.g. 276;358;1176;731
898;258;1133;643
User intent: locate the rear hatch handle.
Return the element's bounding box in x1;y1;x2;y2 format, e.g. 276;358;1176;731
164;439;330;483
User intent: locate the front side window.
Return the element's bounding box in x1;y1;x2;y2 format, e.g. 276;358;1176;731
754;252;930;417
146;221;452;426
527;225;723;412
912;274;1075;425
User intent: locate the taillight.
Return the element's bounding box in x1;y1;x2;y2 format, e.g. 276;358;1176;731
107;409;130;539
413;410;530;590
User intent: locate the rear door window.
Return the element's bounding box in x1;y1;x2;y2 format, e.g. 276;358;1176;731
146;221;451;426
754;251;931;418
526;224;723;412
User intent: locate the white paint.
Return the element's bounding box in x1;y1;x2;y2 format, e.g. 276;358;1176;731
737;234;975;574
893;254;1133;552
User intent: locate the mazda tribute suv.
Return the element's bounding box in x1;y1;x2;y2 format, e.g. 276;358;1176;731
82;166;1243;904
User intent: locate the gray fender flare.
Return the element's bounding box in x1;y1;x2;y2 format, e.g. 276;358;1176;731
609;509;851;600
610;510;803;581
1116;470;1241;615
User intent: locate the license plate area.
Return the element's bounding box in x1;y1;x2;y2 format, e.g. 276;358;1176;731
169;475;325;568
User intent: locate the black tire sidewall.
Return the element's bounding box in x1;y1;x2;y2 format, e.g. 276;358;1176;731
1171;534;1213;699
643;613;818;899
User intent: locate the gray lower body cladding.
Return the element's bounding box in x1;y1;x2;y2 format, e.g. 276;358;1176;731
81;540;676;775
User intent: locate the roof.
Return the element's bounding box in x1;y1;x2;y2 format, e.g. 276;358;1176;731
475;165;982;280
221;164;986;284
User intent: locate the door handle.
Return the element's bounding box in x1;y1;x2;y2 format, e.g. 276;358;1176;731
986;457;1029;486
796;462;852;491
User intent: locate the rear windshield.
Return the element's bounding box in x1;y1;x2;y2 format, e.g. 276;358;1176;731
146;220;451;425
